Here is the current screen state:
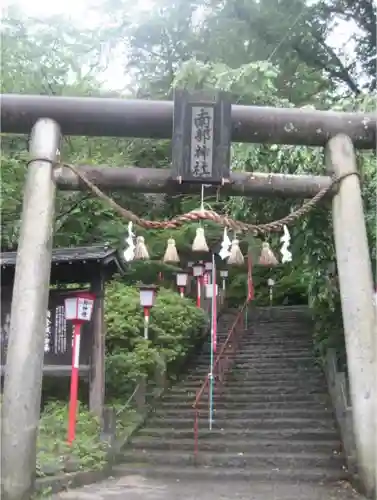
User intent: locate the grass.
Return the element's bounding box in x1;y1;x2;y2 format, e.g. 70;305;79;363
36;401;108;478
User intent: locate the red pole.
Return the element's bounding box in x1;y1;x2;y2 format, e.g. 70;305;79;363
68;323;81;444
213;268;217;353
196;277;201;308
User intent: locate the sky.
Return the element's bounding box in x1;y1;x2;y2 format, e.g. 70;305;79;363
2;0;358;91
1;0;154;90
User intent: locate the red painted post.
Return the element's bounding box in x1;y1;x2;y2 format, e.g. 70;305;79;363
196;277;201;308
68;323;82;444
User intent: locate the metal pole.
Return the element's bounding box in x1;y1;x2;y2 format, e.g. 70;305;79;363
1;118;61;500
1;93;375;148
325;134;376;497
209;254;216;430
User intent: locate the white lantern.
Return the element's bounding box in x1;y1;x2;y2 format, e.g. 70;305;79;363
192;263;204;277
176;272;189;287
220;269;228;278
139;285;157;308
204;262;213;271
205;283;218;299
64;292;95;323
267;278;275;287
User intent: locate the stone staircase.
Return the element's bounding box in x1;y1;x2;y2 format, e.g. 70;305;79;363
118;306;348;484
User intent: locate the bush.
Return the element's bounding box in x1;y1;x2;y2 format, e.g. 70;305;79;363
104;281;207;400
36;401;107;478
226;265;308;307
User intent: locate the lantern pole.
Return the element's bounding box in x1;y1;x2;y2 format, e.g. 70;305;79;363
65;292;95;445
143;308;150;340
68;323;82;444
192;264;204;308
139;285;157;340
1;119;61;500
268;278;275;307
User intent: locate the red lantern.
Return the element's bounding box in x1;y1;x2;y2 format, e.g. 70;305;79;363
139;284;158;340
176;271;189;298
64;292;95;445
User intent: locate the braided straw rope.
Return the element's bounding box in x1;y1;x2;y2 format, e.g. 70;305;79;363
54;161;357;235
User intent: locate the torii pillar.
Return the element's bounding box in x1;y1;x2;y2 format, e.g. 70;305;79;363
326;134;376;497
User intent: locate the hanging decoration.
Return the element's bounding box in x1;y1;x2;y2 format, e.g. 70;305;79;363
218;227;232;260
163;238;180;263
123;222;135;262
227;237;244;265
62;161;341;241
280;225;293;263
192;227;209;252
192;185;209;252
259;242;278;267
134;236;149;260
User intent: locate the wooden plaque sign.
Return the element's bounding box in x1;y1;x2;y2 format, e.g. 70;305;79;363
1;289;92;369
172;89;231;184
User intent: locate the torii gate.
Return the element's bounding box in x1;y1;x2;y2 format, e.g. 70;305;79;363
0;92;376;500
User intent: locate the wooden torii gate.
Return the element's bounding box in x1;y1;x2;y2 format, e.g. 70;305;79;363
0;92;376;500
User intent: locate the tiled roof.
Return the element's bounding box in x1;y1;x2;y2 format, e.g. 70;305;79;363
0;244;117;267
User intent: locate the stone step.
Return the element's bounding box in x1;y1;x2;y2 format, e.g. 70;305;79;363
175;380;327;393
227;354;317;361
187;366;323;376
159;400;333;411
145;416;338;430
241;343;313;349
161;393;331;404
152;408;334;420
227;373;325;383
112;463;347;483
130;436;342;454
199;355;317;363
136;427;339;441
121;449;344;470
168;384;327;395
165;388;329;401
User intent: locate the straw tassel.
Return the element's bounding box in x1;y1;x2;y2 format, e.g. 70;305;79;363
227;239;244;265
163;238;180;263
259;242;278;266
134;236;149;260
192;227;209;252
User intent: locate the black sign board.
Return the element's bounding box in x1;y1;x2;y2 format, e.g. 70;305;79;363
1;289;93;369
172;89;231;184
